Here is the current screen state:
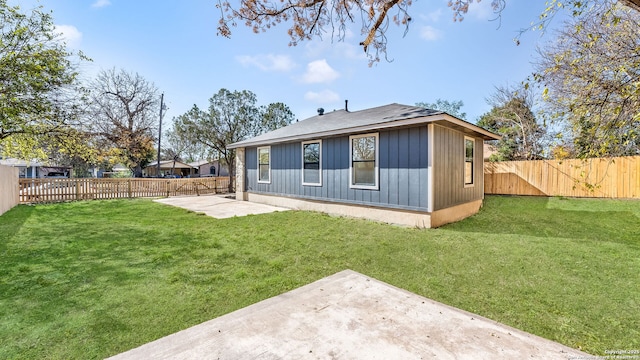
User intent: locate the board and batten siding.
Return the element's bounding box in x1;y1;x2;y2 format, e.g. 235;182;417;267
431;124;484;211
245;126;430;211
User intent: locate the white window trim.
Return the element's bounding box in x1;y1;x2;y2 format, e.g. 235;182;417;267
257;146;271;184
464;136;475;188
301;140;322;186
349;132;379;190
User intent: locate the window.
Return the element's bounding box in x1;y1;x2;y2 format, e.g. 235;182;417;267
302;140;322;186
257;146;270;183
349;133;379;190
464;137;474;186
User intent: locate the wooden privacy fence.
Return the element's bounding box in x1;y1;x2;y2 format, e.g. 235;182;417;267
484;156;640;198
18;177;233;204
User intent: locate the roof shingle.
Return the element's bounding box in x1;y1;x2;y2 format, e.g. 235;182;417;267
228;103;499;149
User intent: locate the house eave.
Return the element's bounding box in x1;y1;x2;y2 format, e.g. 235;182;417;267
432;114;502;141
228;114;500;149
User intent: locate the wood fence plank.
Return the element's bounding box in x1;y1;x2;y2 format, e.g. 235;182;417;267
483;156;640;198
19;177;233;204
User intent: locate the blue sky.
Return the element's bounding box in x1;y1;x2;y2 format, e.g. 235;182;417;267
21;0;559;123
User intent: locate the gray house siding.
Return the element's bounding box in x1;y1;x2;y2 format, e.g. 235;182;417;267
432;125;484;211
245;126;429;211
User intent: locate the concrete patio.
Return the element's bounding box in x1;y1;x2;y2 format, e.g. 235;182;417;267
107;270;589;360
154;194;289;219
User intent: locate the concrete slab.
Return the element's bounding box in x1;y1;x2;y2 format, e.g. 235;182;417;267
153;195;289;219
107;270;588;360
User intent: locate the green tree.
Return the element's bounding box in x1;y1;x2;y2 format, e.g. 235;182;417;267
477;84;546;161
88;68;159;177
535;3;640;157
0;0;87;160
43;128;101;177
416;99;466;120
163;123;212;164
260;102;296;131
173;89;294;191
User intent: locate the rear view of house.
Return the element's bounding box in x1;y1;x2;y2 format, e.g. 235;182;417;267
228;103;500;228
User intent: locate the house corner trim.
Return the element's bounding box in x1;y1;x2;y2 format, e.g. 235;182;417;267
235;147;247;201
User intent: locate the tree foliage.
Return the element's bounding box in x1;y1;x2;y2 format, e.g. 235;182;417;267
416;99;466;120
0;0;87;160
477;84;546;161
173;89;294;190
260;102;296;130
88;68;159;177
215;0;639;64
535;2;640;157
162;123;212;164
218;0;511;64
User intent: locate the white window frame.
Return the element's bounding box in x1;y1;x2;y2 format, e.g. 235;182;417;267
257;146;271;184
464;136;475;187
301;140;322;186
349;132;379;190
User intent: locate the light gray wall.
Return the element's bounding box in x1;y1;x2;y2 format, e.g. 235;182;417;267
245;126;430;211
0;165;19;216
198;161;229;177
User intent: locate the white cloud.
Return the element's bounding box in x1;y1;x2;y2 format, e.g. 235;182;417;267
334;42;367;61
54;25;82;48
304;89;340;103
301;59;340;84
419;25;442;41
304;31;367;61
467;0;494;21
92;0;111;8
235;54;296;72
425;8;443;23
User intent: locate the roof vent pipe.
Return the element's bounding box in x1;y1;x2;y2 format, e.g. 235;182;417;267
317;108;324;116
345;100;349;112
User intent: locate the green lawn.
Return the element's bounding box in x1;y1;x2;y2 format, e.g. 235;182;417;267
0;195;638;359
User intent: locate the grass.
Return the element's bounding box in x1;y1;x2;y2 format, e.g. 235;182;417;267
0;195;638;359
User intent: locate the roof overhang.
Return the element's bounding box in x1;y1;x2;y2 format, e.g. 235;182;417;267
228;114;500;149
0;158;57;167
146;160;196;169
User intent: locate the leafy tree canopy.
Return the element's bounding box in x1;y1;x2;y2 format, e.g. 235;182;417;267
477;84;546;161
535;1;640;158
162;123;213;164
173;89;294;191
416;99;466;120
0;0;87;160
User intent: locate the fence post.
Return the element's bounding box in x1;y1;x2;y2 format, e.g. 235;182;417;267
166;181;170;197
128;179;132;198
76;179;80;201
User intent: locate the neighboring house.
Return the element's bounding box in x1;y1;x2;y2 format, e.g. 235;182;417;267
228;103;500;228
0;158;71;178
144;160;196;177
188;160;230;177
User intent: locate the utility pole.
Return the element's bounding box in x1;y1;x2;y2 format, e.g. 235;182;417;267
156;93;165;177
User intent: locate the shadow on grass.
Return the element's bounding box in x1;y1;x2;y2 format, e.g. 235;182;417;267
442;196;640;246
0;205;35;240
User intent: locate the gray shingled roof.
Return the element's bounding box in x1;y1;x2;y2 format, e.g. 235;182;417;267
228;103;499;149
